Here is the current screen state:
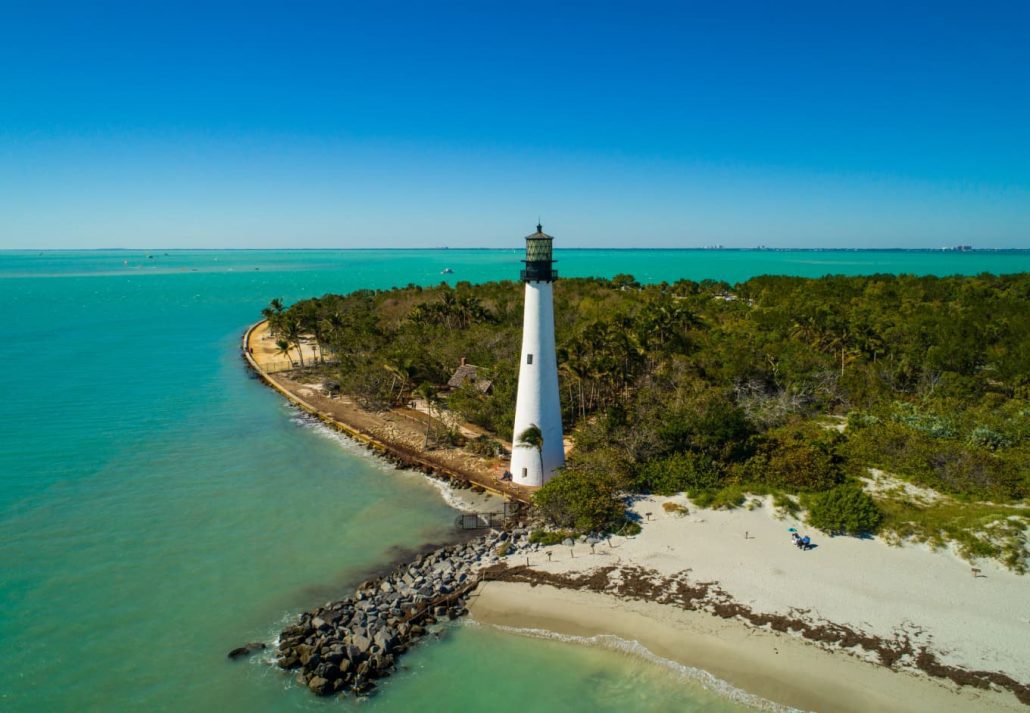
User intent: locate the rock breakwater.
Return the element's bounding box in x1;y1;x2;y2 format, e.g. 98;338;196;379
274;526;537;697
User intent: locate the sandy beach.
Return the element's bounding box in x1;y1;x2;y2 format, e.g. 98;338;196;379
469;495;1030;711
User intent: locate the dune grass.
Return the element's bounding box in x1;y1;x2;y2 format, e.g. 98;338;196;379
876;498;1028;573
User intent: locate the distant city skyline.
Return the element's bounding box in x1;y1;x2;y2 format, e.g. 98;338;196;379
1;1;1028;249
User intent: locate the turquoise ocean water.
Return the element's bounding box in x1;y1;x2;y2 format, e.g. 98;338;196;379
1;249;1027;712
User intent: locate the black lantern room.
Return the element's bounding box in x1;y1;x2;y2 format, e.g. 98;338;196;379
520;223;558;282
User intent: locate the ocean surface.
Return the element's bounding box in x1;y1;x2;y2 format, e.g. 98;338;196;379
1;249;1026;712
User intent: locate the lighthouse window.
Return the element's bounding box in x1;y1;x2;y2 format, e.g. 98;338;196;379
526;354;533;365
522;468;528;479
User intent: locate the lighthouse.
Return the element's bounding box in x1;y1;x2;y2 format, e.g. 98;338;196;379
511;224;565;487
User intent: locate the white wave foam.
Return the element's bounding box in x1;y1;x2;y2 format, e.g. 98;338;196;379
418;472;493;511
285;405;488;512
287;407;401;476
482;622;806;713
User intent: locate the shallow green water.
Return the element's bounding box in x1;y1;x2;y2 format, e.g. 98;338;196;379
1;249;1025;712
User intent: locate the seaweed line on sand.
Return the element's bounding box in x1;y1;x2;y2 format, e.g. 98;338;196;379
487;563;1030;706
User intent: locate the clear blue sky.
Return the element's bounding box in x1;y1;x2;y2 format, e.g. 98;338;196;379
1;0;1028;249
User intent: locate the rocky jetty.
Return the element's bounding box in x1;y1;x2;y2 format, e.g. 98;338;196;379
274;526;536;697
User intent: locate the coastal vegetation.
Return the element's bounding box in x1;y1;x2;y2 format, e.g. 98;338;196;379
803;485;883;536
264;272;1029;570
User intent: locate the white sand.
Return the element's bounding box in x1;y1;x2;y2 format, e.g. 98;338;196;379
470;495;1029;711
471;581;1023;713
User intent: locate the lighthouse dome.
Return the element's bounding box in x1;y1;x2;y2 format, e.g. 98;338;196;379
521;223;557;281
524;223;554;241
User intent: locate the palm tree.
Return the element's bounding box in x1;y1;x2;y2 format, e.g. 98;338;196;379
297;302;325;364
319;313;344;362
384;358;416;405
455;294;490;328
517;424;545;480
274;339;294;368
262;298;286;338
559;354;590;418
414;383;440;450
283;317;306;368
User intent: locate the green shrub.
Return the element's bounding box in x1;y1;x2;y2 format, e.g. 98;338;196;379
847;411;880;429
741;424;845;492
656;397;755;462
442;428;466;447
467;434;503;457
772;492;801;516
692;485;747;510
804;484;883;536
845;421;1026;499
877;499;1028;574
611;273;640;289
528;529;575;545
891;402;956;438
534;449;629;532
447;378;517;436
636;451;721;495
967;426;1011;450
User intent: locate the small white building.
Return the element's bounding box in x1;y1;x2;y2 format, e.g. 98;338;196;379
510;224;565;487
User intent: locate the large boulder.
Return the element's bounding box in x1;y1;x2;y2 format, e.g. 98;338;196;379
227;641;266;660
307;676;332;696
325;647;345;664
351;634;372;655
278;653;300;669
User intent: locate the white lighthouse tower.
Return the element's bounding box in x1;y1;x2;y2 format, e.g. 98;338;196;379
511;224;565;487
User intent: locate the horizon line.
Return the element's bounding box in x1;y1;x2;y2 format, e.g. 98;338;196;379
3;246;1028;253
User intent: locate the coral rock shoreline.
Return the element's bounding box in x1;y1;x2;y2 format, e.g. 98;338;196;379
271;528;535;697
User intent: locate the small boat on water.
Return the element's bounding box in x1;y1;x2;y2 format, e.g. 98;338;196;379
441;268;454;274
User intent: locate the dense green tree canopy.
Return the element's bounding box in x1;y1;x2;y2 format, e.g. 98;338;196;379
268;273;1029;537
